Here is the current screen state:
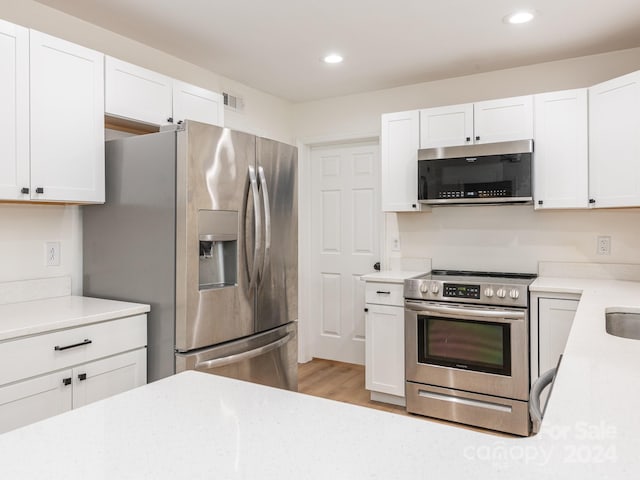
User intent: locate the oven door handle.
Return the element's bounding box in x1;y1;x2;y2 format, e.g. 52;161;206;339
404;301;525;321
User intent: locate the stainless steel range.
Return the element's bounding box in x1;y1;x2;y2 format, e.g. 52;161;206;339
404;270;537;436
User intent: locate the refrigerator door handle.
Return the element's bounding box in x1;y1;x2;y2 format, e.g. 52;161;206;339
245;165;262;292
195;333;291;370
257;166;271;285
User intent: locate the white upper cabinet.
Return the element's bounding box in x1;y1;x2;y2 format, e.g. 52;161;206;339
29;30;105;204
474;95;534;144
419;96;533;149
533;89;589;209
0;20;29;201
105;57;224;128
381;110;423;212
589;70;640;208
419;103;473;148
105;56;173;126
173;80;224;127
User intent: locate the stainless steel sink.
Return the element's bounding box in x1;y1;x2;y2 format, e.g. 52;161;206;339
606;311;640;340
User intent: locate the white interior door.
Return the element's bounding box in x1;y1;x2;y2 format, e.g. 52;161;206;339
310;142;380;364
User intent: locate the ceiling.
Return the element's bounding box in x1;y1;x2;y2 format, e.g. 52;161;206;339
35;0;640;103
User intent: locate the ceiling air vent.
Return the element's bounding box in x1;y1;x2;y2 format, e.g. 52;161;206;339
223;92;244;112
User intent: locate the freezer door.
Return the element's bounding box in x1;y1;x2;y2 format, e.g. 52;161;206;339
255;138;298;332
176;122;258;351
175;322;298;391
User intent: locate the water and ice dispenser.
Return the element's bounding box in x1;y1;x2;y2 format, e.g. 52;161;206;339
198;210;238;290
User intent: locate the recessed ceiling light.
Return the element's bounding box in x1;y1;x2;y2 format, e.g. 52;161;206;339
504;10;535;24
323;53;343;64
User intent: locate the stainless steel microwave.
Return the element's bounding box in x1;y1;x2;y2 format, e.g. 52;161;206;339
417;140;533;205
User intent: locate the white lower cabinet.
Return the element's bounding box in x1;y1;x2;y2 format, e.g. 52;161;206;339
0;315;147;434
364;281;405;406
72;349;147;409
0;369;72;434
530;293;580;381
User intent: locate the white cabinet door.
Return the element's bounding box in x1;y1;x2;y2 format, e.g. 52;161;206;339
419;103;473;148
105;56;173;126
365;304;404;397
173;80;224;127
538;298;578;375
534;89;589;209
73;349;146;409
0;20;29;201
30;30;105;203
0;369;73;434
381;110;422;212
474;95;533;144
589;70;640;208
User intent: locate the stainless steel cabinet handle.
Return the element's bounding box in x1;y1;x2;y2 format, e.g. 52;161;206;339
404;301;525;321
257;166;271;287
529;367;557;434
245;165;262;292
195;333;291;370
54;339;92;351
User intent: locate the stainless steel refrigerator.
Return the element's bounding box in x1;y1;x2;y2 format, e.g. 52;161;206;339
83;121;298;390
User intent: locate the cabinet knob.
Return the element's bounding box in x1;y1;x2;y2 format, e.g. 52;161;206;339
62;377;72;386
35;187;44;194
167;117;174;123
589;198;596;204
78;373;87;381
466;137;471;142
475;136;480;141
412;204;416;209
538;200;543;205
364;308;369;313
21;187;29;194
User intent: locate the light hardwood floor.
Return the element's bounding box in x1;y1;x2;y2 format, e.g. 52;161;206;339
298;358;407;415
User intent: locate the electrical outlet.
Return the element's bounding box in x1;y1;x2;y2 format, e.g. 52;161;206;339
392;237;400;251
45;242;61;266
597;236;611;256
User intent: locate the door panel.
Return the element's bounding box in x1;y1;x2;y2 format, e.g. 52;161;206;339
177;122;256;351
0;20;29;200
311;142;380;364
255;138;298;333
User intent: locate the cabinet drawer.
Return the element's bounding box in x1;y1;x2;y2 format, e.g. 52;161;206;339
365;283;404;306
0;314;147;386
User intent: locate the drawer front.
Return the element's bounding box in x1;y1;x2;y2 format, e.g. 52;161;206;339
365;282;404;306
0;314;147;386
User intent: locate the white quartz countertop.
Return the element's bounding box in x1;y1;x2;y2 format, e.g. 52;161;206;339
1;277;640;478
0;296;150;341
360;270;427;283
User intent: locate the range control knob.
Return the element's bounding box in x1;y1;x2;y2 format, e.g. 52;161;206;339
509;289;520;300
430;282;440;294
484;287;494;298
496;288;507;298
419;282;429;294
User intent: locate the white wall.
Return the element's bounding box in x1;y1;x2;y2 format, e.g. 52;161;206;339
0;205;82;293
293;47;640;273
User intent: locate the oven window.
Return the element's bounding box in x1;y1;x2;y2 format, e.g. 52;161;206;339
417;316;512;376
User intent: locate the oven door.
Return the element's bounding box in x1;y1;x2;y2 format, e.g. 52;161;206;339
405;300;529;400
